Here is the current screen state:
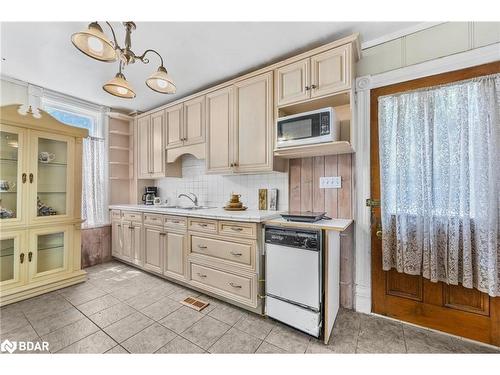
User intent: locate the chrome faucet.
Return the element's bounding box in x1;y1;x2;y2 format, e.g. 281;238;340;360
178;192;198;207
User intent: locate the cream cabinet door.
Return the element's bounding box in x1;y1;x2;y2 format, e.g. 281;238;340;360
131;223;143;266
165;104;184;149
0;125;27;228
0;230;26;291
275;58;310;106
28;131;75;224
137;115;151;179
183;95;205;146
143;225;164;274
111;220;123;259
164;231;186;281
27;225;71;283
234;71;273;173
150;111;165;178
310;44;351;98
206;86;234;174
121;221;133;262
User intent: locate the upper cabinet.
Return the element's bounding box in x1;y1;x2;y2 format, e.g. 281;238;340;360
137;110;181;179
166;95;205;149
206;71;275;174
276;44;352;107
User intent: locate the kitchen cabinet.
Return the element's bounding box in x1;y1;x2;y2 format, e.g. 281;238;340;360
143;224;163;274
111;219;123;259
0;105;86;306
206;86;234;174
164;231;187;281
165;95;205;149
206;71;274;174
137;111;165;179
276;44;351;106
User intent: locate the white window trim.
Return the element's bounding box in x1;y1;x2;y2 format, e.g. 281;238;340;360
353;43;500;314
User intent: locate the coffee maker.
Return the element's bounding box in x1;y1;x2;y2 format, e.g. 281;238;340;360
142;186;158;205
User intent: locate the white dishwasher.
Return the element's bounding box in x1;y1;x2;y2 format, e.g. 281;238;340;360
264;226;323;337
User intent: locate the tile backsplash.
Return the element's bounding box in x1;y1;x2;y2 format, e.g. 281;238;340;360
155;155;288;211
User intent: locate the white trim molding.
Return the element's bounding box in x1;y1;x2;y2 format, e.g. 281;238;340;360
353;43;500;314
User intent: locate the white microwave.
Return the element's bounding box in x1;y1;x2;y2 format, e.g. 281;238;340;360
276;107;339;148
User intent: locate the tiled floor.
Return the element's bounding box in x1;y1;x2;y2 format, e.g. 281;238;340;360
1;261;499;354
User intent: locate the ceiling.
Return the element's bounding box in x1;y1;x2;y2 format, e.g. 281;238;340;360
0;22;419;113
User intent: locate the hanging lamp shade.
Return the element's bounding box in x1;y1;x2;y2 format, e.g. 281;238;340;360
102;72;136;99
146;66;176;94
71;22;117;62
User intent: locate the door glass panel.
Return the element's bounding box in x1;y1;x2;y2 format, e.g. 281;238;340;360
0;131;19;220
37;232;64;273
37;138;67;217
0;238;15;282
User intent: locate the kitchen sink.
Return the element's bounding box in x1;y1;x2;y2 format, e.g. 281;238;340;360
157;205;216;210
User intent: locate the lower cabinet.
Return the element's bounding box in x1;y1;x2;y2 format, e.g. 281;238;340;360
164;231;187;281
111;220;123;258
121;221;143;266
143;225;164;274
0;229;27;291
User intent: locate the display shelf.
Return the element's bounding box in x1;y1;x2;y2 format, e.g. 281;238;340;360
0;158;18;162
38;244;63;252
38;161;67;166
109;162;130;165
109;146;129;151
109;130;131;136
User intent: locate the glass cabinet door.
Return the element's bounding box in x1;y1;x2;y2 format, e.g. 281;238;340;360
30;132;74;222
28;226;70;281
0;231;25;289
0;126;25;225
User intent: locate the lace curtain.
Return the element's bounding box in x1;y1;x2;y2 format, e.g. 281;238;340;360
81;136;107;228
378;73;500;297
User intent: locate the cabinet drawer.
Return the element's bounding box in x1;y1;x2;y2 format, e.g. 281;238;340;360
218;221;257;239
110;210;122;219
122;211;142;222
188;218;218;233
191;263;253;301
144;214;163;227
164;215;187;230
191;235;253;267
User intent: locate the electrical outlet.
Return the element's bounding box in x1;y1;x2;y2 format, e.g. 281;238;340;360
319;176;341;189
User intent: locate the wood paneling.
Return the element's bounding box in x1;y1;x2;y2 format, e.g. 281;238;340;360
288;154;354;308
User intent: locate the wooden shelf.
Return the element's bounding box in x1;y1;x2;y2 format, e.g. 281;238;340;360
109;177;132;180
274;141;354;159
109;146;129;151
109;130;131;136
109;162;130;166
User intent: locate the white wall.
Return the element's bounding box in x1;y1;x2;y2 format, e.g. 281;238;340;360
156;155;288;211
0;78;30;106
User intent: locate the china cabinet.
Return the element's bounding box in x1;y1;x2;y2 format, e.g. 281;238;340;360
0;104;87;306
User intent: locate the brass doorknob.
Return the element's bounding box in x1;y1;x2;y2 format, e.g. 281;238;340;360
376;230;383;239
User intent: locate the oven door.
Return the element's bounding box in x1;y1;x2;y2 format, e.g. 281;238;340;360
265;243;321;310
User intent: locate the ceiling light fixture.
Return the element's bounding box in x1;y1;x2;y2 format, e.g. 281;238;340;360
71;21;176;99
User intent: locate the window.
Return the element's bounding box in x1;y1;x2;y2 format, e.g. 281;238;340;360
42;95;108;228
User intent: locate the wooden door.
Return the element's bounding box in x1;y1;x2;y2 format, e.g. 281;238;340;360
233;72;273;173
28;225;71;283
111;220;123;259
310;44;351;98
137;115;151;179
150;111;165;178
206;86;234;174
183;95;205;146
0;230;26;291
165;104;184;149
275;58;310;106
371;62;500;346
143;225;163;274
164;231;186;281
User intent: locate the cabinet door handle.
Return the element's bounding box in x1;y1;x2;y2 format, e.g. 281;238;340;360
159;232;166;236
197;244;207;249
230;251;242;256
230;227;243;232
22;173;27;184
197;273;207;278
29;173;34;183
20;253;25;264
198;223;208;227
28;251;33;262
171;220;180;224
311;84;317;89
228;282;242;288
305;86;310;91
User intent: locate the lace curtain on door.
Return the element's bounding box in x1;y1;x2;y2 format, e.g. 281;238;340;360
81;136;107;228
378;73;500;297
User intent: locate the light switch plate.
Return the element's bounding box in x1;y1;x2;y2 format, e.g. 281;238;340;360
319;176;341;189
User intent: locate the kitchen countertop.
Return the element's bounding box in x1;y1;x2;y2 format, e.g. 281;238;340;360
264;217;353;231
109;204;282;223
